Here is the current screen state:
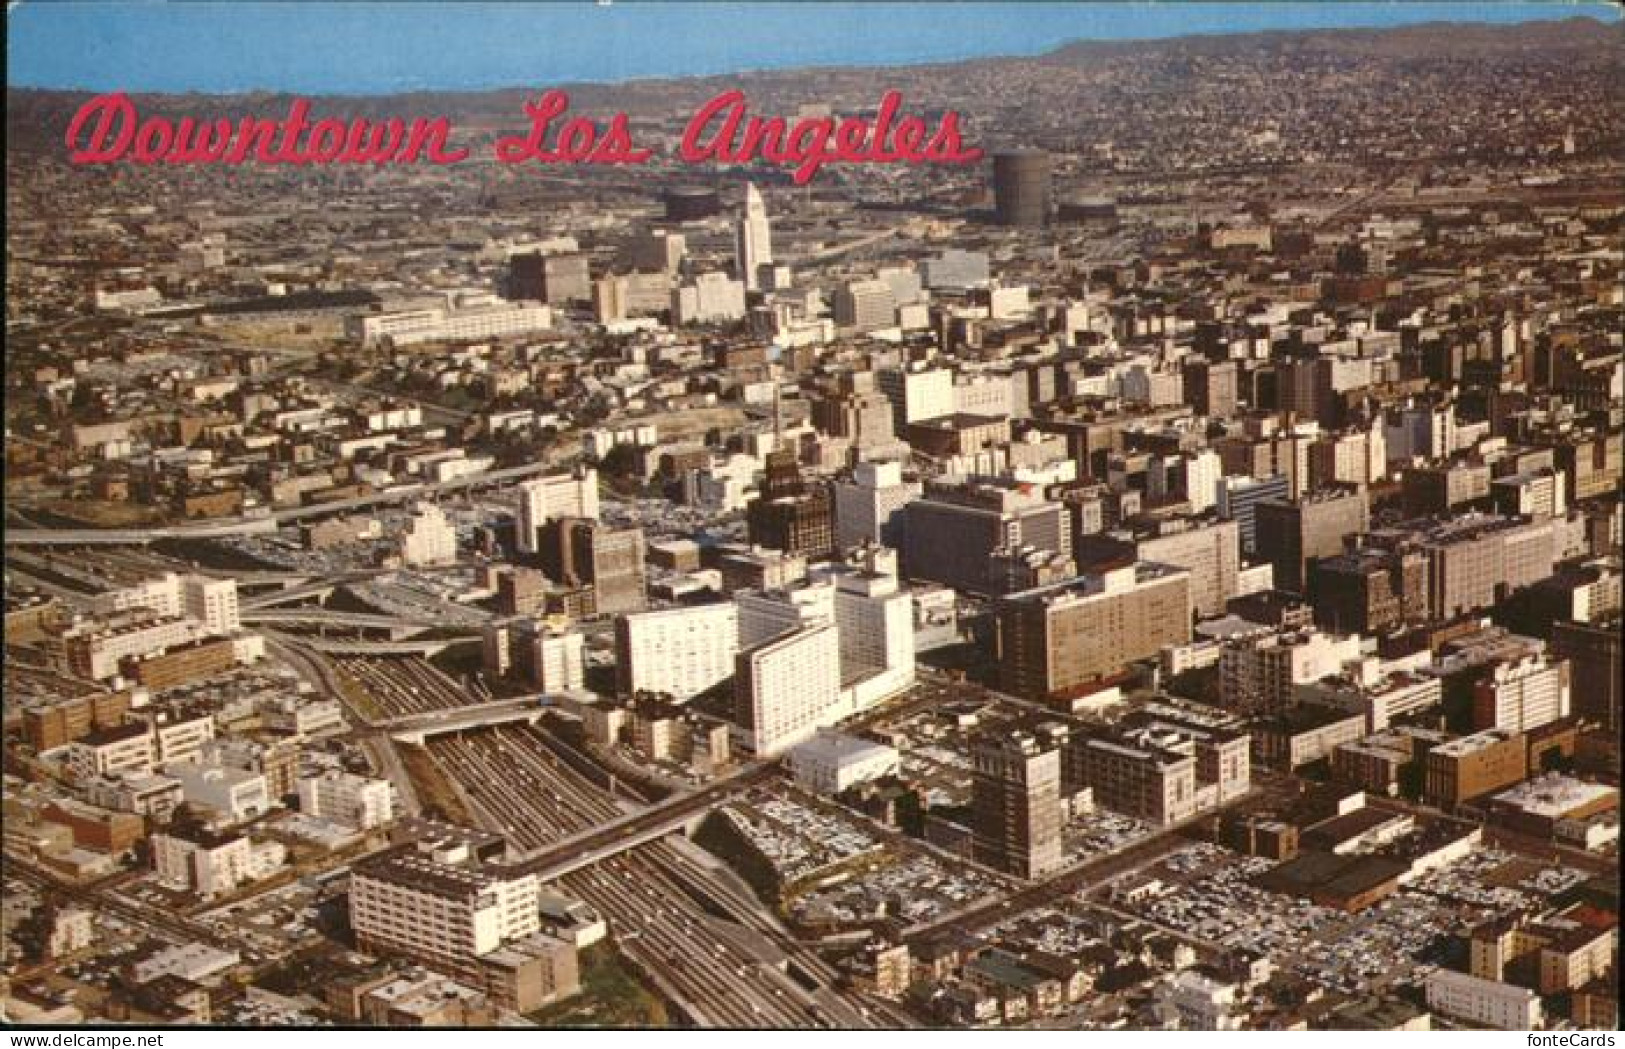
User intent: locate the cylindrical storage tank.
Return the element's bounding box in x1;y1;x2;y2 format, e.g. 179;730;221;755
992;150;1053;228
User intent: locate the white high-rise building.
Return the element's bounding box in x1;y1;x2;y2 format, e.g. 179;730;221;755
182;575;240;636
833;279;898;333
737;584;836;648
877;365;955;430
96;572;239;636
516;467;600;554
1184;450;1222;514
1475;654;1571;733
672;272;747;325
95;574;183;619
733;622;843;756
832;555;916;708
615;603;739;700
734;183;774;292
399;502;458;567
832;460;921;550
350;843;540;968
525;626;586;693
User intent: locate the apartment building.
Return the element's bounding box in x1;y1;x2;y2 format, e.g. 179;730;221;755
614;602;740;700
732;622;843;757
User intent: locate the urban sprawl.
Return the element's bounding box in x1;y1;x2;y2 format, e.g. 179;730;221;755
2;16;1621;1032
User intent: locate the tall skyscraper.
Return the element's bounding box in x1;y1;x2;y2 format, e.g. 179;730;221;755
515;467;599;554
971;721;1066;878
746;449;834;559
615;602;740;700
537;517;646;615
734;183;773;292
1255;485;1370;596
733;622;843;757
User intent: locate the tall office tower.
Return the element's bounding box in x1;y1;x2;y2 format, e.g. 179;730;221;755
833;279;898;332
734;183;774;292
1254;484;1370;596
971;722;1066;878
1549;618;1621;735
1217;473;1291;556
832;460;921;550
901;478;1070;595
992;150;1052;228
1310;428;1387;491
810;374;901;455
515;467;599;554
995;564;1192;701
733;622;843;756
538;517;646;615
831;549;917;707
1146;450;1222;515
1182;358;1239;420
508;251;592;305
615;602;740;700
592;272;672;324
877;364;955;432
1310;546;1430;636
399;501;459;567
746;449;834;559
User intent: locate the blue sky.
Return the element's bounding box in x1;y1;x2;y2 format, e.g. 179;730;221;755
8;2;1619;95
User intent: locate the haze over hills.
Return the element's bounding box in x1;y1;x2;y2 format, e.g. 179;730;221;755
8;14;1622;150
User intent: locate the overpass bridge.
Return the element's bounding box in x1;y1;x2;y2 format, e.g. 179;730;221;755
511;761;780;881
304;636;479;657
385;696;554;742
4;461;565;547
240;608;439;636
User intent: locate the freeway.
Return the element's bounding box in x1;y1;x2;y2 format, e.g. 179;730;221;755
304;637;479;656
509;760;782;879
239;608;441;631
426;724;887;1027
3;460;555;546
264;633;423;815
376;694;550;733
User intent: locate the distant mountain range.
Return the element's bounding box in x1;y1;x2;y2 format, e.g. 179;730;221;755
8;15;1621;155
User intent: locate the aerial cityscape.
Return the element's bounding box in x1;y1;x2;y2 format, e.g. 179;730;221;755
2;2;1620;1033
